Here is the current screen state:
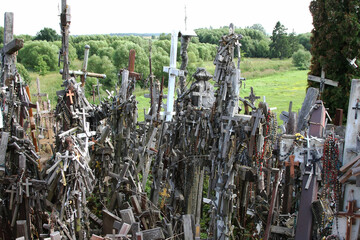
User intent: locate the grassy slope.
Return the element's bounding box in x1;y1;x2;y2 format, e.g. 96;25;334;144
28;58;308;125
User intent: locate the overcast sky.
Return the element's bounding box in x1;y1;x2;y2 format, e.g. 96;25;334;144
0;0;313;36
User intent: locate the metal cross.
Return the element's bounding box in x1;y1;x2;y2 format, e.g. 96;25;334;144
352;98;360;119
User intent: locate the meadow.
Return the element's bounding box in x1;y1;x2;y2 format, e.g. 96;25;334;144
29;58;308;125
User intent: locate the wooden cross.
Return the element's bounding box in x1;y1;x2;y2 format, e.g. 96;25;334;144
308;68;338;98
66;89;74;104
337;192;360;240
248;108;264;157
90;137;97;151
245;87;260;106
1;12;24;86
285;155;300;178
32;77;48;104
128;49;141;80
92;79;102;103
60;0;71;80
282;155;300;214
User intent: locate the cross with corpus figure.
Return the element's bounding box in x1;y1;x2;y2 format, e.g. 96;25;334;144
337;190;360;240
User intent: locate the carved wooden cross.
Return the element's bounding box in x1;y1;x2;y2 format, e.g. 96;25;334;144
66;89;75;104
308;68;338;98
337;193;360;240
1;12;24;86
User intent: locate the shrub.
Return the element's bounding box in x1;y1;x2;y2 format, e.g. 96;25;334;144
292;49;311;70
16;63;31;84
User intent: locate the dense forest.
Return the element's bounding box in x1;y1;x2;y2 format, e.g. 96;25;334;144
0;23;311;88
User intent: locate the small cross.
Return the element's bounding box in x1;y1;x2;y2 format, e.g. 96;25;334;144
91;137;97;151
66;89;75;104
284;155;300;178
352;98;360;119
245;87;260;106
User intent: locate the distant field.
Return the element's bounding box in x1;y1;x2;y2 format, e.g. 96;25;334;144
28;58;308;125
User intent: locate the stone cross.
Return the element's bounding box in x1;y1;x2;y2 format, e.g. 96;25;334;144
1;12;24;86
163;30;184;121
307;68;338;97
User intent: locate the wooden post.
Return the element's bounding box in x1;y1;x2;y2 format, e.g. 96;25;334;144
294;165;318;240
1;12;24;86
60;0;71;80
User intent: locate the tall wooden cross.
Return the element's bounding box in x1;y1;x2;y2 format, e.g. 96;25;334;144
1;12;24;86
60;0;71;80
308;68;338;98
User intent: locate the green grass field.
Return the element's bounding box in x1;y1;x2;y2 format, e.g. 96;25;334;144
28;58;308;125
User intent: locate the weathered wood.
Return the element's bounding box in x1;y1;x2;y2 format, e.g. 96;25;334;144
102;209;122;235
0;132;9;174
334;108;343;126
16;220;28;240
183;214;194;240
308;73;338;87
2;39;23;55
271;226;294;237
120;209;135;225
340;155;360;173
309;100;326;138
140;227;165;240
294;165;318;240
337;196;360;240
297;87;319;132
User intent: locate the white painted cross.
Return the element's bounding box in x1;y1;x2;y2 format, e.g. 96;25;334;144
163;30;184;121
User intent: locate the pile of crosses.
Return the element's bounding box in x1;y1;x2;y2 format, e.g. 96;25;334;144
2;1;360;239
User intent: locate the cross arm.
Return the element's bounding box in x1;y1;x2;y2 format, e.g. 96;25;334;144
308;75;339;87
2;38;24;55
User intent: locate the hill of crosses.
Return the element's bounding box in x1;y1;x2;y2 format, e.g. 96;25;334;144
1;1;360;240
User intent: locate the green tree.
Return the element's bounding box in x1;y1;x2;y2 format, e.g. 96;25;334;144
88;55;117;88
309;0;360;117
297;33;311;51
34;28;60;42
270;21;290;59
0;27;3;45
292;49;311;69
16;63;31;84
248;24;267;36
18;41;58;73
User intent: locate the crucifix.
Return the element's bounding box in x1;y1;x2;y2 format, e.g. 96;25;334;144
307;67;338;98
1;12;24;86
336;190;360;240
163;30;185;121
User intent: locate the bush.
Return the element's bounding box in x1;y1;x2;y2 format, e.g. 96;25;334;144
292;49;311;70
16;63;31;84
18;41;59;73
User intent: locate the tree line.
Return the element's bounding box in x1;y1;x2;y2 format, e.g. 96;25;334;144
0;22;312;87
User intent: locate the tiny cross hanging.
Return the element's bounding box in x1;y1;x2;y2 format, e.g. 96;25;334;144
66;89;75;105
